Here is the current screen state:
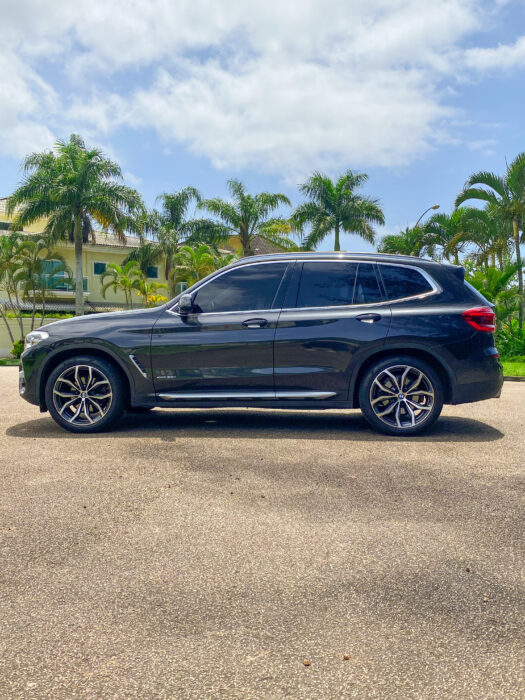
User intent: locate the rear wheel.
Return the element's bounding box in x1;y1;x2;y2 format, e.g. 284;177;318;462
359;356;443;436
45;355;125;433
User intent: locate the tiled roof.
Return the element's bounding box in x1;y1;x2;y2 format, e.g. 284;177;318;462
0;228;142;248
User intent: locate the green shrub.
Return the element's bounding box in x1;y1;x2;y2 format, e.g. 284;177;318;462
496;321;525;358
4;312;74;319
10;339;24;359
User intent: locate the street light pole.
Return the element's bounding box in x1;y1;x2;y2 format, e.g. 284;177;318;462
415;204;440;228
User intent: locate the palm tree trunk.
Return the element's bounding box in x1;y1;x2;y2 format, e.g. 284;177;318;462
11;284;24;339
74;214;84;316
242;228;253;257
334;222;340;252
40;291;46;328
30;299;36;331
513;217;523;330
0;306;15;345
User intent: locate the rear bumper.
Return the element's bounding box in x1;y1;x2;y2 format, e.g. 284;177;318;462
451;358;503;405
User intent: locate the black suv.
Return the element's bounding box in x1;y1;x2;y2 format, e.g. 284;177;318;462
19;253;503;436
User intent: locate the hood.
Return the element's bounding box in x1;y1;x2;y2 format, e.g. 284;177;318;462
43;305;166;334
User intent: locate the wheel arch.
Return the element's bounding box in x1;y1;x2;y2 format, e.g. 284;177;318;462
39;345;133;411
350;346;454;407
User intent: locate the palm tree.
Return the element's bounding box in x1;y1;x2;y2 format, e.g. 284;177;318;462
0;231;24;343
446;207;511;269
7;134;143;315
292;170;384;251
134;187;210;294
174;245;218;286
199;179;292;256
377;226;428;257
211;250;238;269
455;153;525;327
423;209;482;264
124;241;163;276
14;238;69;330
101;260;143;309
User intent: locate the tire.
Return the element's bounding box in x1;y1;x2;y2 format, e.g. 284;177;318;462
45;355;125;433
358;355;444;436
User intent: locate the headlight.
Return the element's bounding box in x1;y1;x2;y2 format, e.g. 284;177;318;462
24;330;49;350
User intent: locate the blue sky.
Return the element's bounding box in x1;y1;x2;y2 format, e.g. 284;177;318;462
1;0;524;251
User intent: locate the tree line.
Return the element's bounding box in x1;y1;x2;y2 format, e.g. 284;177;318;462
2;133;525;359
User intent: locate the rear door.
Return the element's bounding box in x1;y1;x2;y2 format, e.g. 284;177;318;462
274;260;391;400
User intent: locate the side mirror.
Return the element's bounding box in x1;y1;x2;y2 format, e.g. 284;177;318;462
178;293;194;315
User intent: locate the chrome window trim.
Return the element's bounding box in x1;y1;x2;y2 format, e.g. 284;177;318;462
166;258;441;316
376;261;441;304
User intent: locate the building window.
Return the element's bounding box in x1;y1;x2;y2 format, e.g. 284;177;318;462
93;262;106;275
41;260;88;292
146;265;159;279
0;221;23;231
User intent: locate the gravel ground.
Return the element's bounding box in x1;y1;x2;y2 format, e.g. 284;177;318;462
0;366;523;699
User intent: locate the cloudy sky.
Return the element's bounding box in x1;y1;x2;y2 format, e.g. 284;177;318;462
0;0;523;250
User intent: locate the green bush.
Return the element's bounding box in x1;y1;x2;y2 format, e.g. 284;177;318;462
10;339;24;359
496;321;525;359
4;311;74;319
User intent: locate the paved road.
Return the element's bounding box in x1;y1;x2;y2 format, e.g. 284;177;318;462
0;366;523;699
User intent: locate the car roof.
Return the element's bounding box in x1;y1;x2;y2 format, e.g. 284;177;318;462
229;251;444;268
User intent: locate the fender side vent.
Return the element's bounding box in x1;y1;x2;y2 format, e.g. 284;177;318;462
129;354;148;378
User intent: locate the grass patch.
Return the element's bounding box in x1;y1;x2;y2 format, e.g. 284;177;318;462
0;358;19;366
502;359;525;377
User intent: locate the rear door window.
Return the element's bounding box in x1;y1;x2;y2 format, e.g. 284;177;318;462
379;265;433;300
296;262;358;307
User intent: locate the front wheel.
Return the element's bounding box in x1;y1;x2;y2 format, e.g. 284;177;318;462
45;355;125;433
359;356;444;436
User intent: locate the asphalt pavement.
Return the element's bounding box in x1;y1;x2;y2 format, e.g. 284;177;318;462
0;367;523;699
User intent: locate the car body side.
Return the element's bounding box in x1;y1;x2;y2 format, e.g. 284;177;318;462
19;253;503;413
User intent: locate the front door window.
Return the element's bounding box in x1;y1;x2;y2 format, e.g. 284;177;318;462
192;263;288;313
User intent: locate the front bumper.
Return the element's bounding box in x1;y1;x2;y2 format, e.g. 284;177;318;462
18;355;42;407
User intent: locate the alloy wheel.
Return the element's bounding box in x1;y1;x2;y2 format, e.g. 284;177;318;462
369;364;435;430
52;364;113;426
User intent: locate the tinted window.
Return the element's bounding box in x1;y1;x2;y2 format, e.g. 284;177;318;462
380;265;433;300
93;262;106;275
192;263;287;313
146;265;158;279
297;262;357;307
354;264;382;304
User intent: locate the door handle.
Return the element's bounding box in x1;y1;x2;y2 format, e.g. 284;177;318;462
356;313;382;324
242;318;268;328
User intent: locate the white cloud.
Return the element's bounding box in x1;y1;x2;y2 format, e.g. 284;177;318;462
0;52;56;158
0;0;521;176
465;36;525;70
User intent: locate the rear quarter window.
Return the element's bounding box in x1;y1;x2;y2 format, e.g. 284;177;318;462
379;265;434;300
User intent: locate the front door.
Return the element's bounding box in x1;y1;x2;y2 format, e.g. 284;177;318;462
151;261;291;398
274;260;392;400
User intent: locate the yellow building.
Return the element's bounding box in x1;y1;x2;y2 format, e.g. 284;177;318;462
0;197;170;312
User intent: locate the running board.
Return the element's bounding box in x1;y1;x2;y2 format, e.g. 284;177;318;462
158;390;336;400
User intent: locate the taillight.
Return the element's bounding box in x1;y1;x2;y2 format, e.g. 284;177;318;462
462;306;496;332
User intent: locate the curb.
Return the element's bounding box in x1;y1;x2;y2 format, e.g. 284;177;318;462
504;376;525;382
